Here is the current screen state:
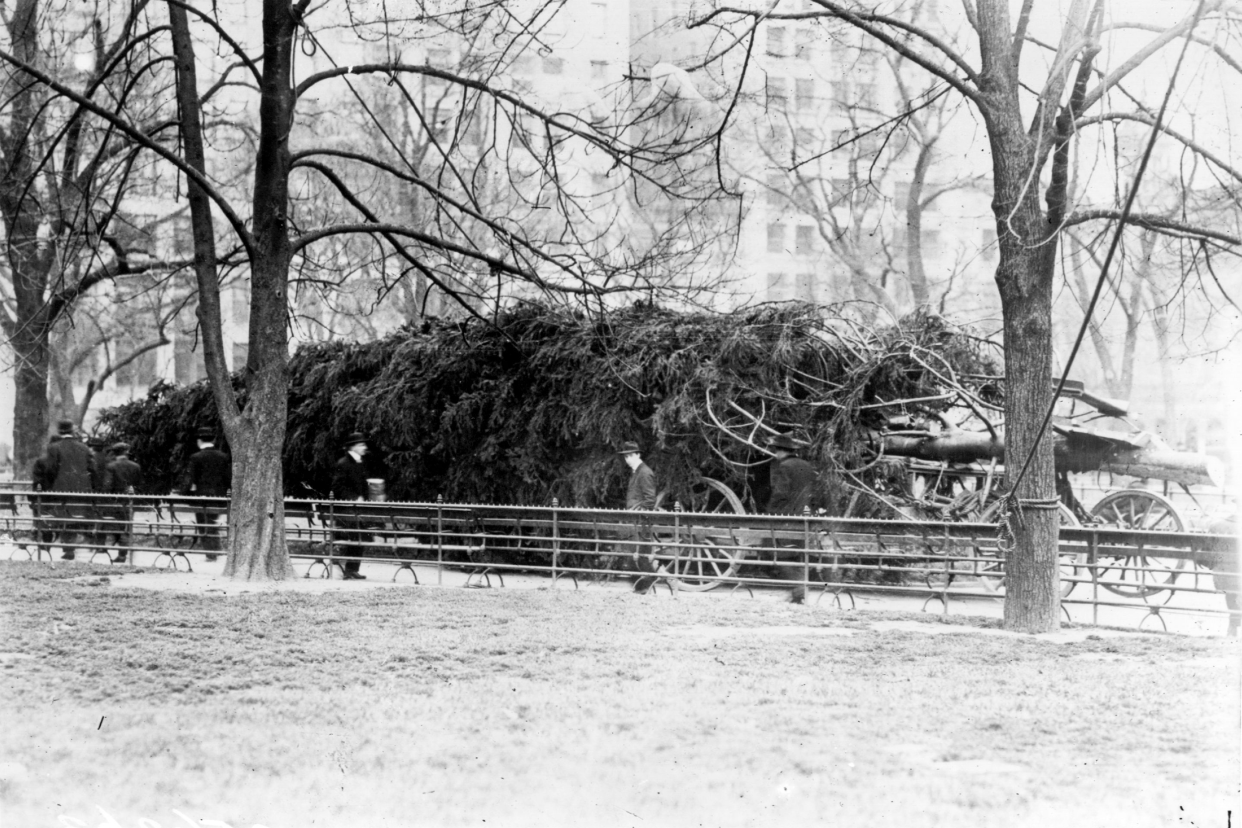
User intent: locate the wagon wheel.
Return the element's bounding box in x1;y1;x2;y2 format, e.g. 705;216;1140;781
975;500;1085;598
1088;489;1187;600
655;478;746;592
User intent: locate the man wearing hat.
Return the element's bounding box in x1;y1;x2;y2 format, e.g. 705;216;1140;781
765;433;818;604
765;433;817;515
331;433;372;579
189;427;231;561
43;420;97;560
101;443;143;563
618;441;662;593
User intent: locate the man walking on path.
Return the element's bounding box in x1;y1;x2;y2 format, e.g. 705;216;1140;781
618;442;663;594
331;432;372;580
102;443;142;563
188;427;231;562
44;421;97;560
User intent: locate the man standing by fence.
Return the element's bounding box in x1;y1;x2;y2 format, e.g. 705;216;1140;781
44;421;97;560
102;443;142;564
331;432;372;580
189;427;230;562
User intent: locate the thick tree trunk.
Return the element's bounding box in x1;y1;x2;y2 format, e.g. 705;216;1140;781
224;361;293;580
169;0;296;579
11;326;50;476
997;259;1060;633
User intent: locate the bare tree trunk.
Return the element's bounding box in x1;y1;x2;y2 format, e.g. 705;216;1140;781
1;0;52;476
978;0;1065;633
905;140;933;307
168;0;295;579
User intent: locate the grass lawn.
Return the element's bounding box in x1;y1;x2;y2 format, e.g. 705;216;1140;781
0;560;1237;828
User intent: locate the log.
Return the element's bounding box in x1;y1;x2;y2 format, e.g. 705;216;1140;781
873;432;1004;463
874;431;1223;488
1099;449;1224;489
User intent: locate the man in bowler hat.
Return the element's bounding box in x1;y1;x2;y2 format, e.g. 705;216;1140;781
43;420;97;560
330;432;372;580
618;441;663;593
765;433;817;515
189;426;231;561
101;443;142;563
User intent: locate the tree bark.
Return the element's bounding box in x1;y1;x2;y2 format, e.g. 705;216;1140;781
1;0;52;476
977;0;1064;633
168;0;295;579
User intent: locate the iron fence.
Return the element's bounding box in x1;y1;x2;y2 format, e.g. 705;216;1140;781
1;487;1235;633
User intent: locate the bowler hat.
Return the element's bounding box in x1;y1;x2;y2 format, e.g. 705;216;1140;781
56;420;75;436
196;426;216;440
342;432;367;448
617;441;641;455
769;433;799;451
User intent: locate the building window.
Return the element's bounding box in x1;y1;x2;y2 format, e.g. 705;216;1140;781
231;342;250;372
542;56;564;75
591;60;607;79
766;77;787;107
832;178;853;199
795;78;815;110
427;48;450;67
830;82;850;115
767;223;786;254
924;228;942;251
795;127;816;149
981;227;998;259
796;27;814;60
856;82;878;109
795;272;815;300
766;173;784;208
766;26;788;57
767;272;787;298
893;181;911;212
795;225;815;255
513;54;536;74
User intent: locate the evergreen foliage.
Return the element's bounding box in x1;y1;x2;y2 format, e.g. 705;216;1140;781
94;302;1001;510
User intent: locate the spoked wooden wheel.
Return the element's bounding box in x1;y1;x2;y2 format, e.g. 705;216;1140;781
655;477;747;515
655;477;746;592
975;500;1085;597
1088;489;1186;600
663;534;743;592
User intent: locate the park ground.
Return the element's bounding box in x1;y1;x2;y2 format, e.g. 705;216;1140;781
0;559;1238;828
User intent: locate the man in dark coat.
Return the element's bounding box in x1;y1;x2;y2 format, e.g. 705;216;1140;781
188;426;231;561
44;420;97;560
101;443;143;563
765;433;818;603
330;432;372;579
765;433;817;515
618;441;662;594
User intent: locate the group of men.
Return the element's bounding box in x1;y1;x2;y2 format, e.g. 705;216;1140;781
31;422;230;563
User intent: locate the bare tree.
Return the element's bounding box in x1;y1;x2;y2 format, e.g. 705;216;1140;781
691;0;1242;631
0;0;183;475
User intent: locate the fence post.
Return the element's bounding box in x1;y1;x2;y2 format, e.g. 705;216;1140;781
552;497;560;588
327;492;336;579
436;494;444;586
673;500;682;576
803;505;811;595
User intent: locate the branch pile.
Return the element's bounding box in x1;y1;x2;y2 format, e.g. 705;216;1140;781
98;302;1001;510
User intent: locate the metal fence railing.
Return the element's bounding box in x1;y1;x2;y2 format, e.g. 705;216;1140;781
1;488;1236;634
